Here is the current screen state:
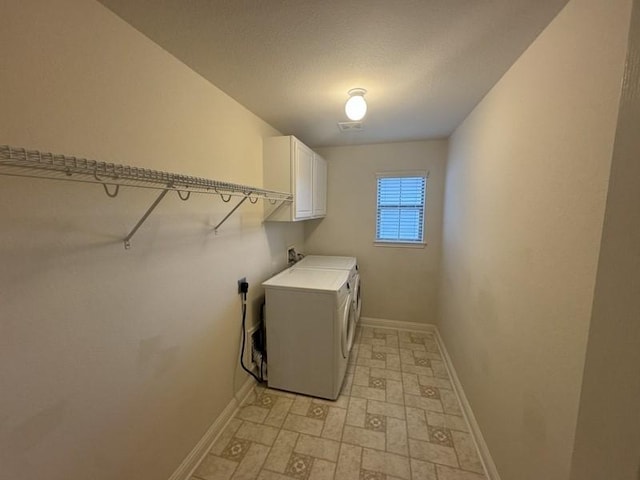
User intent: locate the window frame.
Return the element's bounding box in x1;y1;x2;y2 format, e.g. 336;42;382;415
374;171;428;248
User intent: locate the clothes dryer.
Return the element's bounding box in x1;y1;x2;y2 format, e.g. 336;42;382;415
262;267;354;399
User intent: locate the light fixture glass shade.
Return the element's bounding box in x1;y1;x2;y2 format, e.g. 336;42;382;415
345;88;367;121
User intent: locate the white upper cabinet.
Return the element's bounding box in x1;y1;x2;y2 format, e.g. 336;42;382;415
264;135;327;222
312;153;327;217
294;140;314;219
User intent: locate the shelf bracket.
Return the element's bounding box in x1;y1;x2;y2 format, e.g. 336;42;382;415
214;193;251;234
123;185;172;249
263;199;287;220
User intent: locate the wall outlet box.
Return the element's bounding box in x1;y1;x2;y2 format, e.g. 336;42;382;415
287;246;297;263
252;326;265;355
244;324;259;369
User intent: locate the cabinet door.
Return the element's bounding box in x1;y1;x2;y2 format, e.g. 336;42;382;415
312;154;327;217
293;140;313;219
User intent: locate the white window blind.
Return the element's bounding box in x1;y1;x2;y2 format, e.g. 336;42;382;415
376;175;426;243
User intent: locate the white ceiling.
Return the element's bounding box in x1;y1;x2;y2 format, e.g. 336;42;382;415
98;0;568;148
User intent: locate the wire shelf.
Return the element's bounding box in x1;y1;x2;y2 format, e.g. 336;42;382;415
0;145;292;200
0;144;292;248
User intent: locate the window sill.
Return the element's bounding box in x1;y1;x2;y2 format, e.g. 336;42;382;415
374;241;426;249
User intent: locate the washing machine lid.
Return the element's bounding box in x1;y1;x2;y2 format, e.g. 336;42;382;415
262;267;349;293
295;255;357;270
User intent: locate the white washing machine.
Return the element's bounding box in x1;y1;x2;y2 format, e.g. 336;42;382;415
292;255;361;323
262;267;355;399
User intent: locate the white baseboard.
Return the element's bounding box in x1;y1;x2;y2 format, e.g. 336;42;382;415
433;330;501;480
359;316;437;333
168;377;255;480
432;328;501;480
360;316;500;480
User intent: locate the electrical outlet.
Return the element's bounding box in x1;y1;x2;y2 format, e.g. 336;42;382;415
237;277;247;294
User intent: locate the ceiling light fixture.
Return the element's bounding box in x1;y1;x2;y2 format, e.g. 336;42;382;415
345;88;367;121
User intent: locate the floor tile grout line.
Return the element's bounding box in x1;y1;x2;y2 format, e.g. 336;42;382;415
252;439;271;479
358;439;365;477
190;472;209;480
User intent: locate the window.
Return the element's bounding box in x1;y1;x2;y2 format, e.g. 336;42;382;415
375;173;427;245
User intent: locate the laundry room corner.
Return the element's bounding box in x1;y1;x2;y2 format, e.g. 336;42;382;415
303;140;447;327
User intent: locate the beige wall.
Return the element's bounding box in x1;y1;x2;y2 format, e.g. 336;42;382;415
0;1;302;479
439;0;631;479
570;1;640;477
304;141;447;324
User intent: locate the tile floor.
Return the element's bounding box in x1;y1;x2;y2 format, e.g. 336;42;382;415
190;326;487;480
